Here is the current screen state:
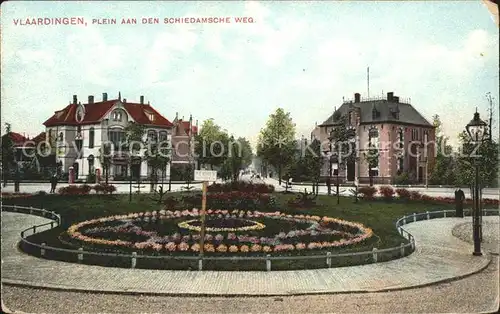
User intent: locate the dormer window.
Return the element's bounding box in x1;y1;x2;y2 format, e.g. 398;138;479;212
112;110;123;121
147;112;154;121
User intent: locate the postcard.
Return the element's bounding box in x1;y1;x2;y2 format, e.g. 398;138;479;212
1;1;499;313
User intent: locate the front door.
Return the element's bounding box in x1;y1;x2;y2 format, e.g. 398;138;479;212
347;159;355;181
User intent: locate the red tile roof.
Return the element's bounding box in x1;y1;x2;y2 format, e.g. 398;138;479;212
43;99;173;127
181;121;198;135
8;132;27;144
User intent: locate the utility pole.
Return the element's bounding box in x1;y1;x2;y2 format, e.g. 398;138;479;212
486;92;494;141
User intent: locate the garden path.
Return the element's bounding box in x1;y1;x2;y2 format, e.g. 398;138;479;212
1;212;497;296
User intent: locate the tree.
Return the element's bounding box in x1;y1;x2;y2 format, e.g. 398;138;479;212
455;131;498;190
194;119;229;170
329;114;356;204
429;115;456;185
301;138;323;194
364;145;379;187
257;108;296;185
98;143;112;184
1;123;15;187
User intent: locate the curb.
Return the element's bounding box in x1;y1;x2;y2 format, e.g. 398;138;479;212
1;253;492;297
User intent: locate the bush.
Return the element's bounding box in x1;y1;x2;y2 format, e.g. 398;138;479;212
93;183;116;194
207;182;274;193
86;173;96;183
394;172;410;185
379;186;395;200
410;191;422;200
58;185;91;195
164;196;178;209
395;188;411;200
207;191;277;210
358;186;377;199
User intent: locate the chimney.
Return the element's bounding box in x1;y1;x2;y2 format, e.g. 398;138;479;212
140;95;144;104
88;95;94;104
123;98;127;103
354;93;361;103
102;93;108;101
387;92;394;101
393;96;399;103
72;95;77;104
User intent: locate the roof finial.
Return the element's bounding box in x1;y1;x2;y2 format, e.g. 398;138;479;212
118;92;121;101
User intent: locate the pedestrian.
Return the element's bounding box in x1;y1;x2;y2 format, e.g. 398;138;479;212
455;187;465;218
50;174;58;193
326;177;332;195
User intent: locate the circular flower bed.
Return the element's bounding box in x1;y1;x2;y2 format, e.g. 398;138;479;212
178;218;266;232
66;209;374;255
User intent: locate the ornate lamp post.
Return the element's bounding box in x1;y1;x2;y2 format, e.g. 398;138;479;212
465;110;488;256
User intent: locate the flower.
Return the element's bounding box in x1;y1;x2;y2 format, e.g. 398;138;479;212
191;243;200;252
250;244;262;252
178;242;189;251
262;246;272;252
229;245;239;252
214;234;224;242
165;242;177;251
216;244;228;252
240;245;250;252
295;243;306;250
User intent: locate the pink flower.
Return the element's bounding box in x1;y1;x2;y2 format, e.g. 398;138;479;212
178;242;189;251
229;245;239;252
240;245;250;252
295;243;306;250
165;242;177;251
216;244;228;252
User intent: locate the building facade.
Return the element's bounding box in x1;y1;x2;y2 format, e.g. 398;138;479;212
43;92;197;181
311;92;436;185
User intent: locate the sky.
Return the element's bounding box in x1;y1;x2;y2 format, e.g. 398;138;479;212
1;1;499;149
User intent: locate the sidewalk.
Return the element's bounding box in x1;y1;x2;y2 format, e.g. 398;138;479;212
1;212;495;296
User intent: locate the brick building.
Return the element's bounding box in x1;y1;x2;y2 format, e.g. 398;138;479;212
311;92;436;184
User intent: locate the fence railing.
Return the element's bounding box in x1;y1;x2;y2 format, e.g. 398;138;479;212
4;205;497;271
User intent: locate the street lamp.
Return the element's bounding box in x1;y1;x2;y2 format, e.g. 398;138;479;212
465;110;488;256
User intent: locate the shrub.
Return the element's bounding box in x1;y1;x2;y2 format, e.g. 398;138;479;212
58;185;91;195
395;188;411;200
379;186;395;200
86;173;96;183
93;183;116;194
358;186;377;199
394;172;410;185
207;182;274;193
164;196;178;209
410;191;422;200
36;190;48;196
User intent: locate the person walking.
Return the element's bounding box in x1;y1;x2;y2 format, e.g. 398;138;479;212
455;187;465;218
326;177;332;196
50;174;58;193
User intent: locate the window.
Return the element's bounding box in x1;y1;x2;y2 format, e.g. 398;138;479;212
368;128;379;148
58;132;64;142
149;113;154;121
148;130;158;143
348;111;352;125
109;130;124;149
159;131;169;143
89;127;95;148
112;110;123;121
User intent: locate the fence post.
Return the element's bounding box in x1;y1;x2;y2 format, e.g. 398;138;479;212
326;252;332;267
41;243;46;256
13;205;17;212
401;216;406;225
411;237;415;251
413;213;416;222
198;258;203;271
50;221;54;228
29;206;33;215
131;252;137;268
372;248;378;263
266;254;271;271
78;247;83;262
400;243;405;257
426;211;430;220
33;226;37;233
444;210;447;218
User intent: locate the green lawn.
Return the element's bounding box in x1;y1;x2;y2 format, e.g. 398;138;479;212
3;192;465;270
